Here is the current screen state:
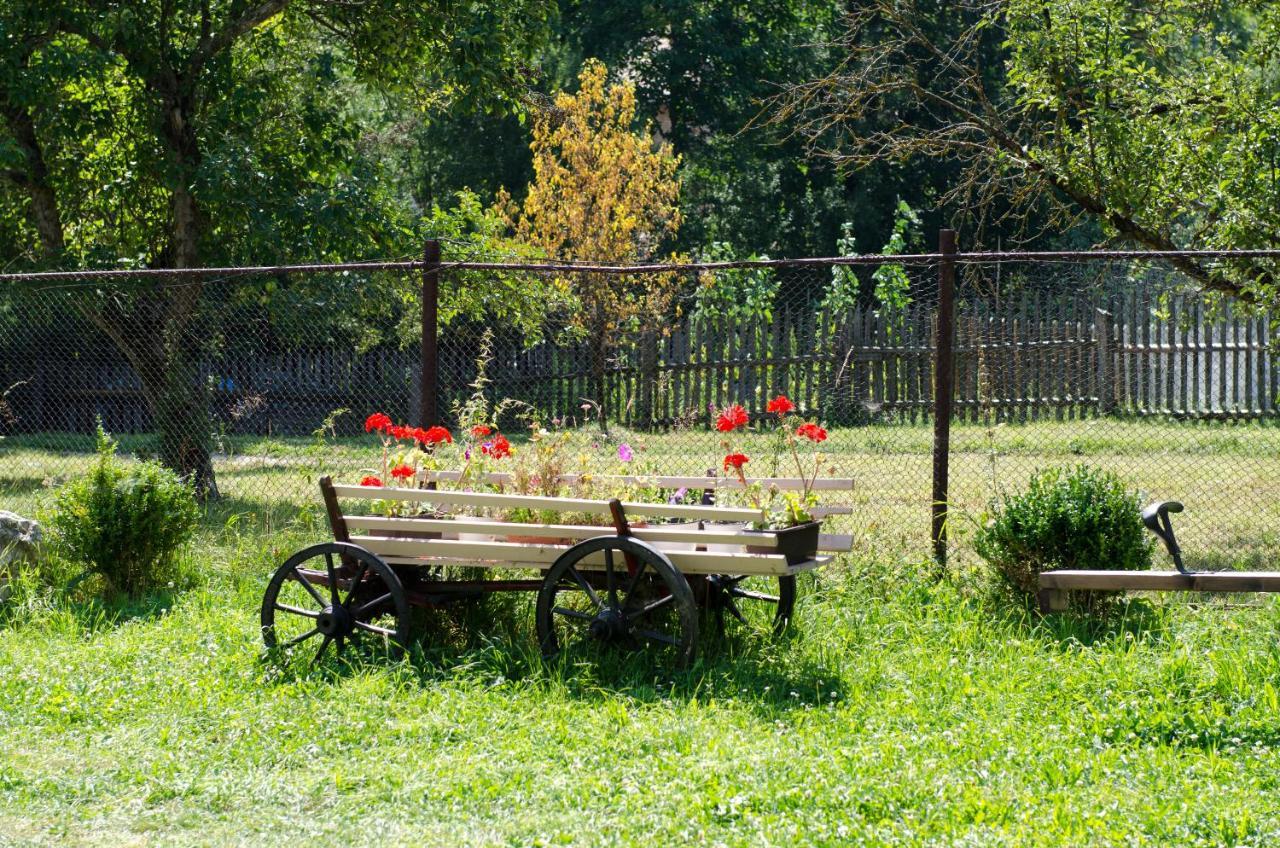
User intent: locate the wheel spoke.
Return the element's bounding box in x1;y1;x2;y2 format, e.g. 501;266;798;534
623;558;649;596
728;588;780;604
354;620;395;637
284;626;320;647
335;635;347;655
624;593;674;621
565;566;603;609
313;634;333;663
604;548;618;610
342;561;369;608
632;628;681;646
724;596;748;624
324;553;340;605
352;592;392;618
273;603;319;619
552;605;596;622
291;569;327;608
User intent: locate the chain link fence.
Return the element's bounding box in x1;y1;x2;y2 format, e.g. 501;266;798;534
2;248;1278;570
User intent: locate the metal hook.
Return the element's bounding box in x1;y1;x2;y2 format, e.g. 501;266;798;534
1141;501;1189;575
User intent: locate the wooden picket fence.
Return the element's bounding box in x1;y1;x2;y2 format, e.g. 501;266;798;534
4;288;1276;436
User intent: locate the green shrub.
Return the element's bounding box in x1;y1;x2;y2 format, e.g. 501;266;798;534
47;423;199;595
975;465;1153;609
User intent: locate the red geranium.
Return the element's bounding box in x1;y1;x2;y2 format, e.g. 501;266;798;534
766;395;795;415
364;412;392;434
360;475;383;487
422;425;453;445
723;452;749;471
796;422;827;442
481;434;512;459
471;424;492;437
387;424;412;441
390;463;415;480
715;404;750;432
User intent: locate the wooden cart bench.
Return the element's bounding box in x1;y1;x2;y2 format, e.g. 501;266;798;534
259;474;855;668
1038;501;1280;611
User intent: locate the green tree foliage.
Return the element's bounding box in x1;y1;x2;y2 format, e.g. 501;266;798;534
691;243;778;323
779;0;1280;301
0;1;548;495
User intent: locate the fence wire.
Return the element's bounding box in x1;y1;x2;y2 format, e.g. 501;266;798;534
1;253;1276;570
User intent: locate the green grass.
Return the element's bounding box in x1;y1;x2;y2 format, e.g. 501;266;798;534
6;417;1280;568
5;419;1280;844
3;528;1280;846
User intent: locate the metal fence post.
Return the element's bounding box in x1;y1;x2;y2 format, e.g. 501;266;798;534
1095;306;1114;415
932;230;957;569
420;239;440;428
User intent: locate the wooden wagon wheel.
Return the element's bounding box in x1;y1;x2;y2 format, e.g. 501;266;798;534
260;542;411;663
705;574;796;637
536;536;698;669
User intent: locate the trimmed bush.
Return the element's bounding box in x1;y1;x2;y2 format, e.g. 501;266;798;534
975;465;1153;608
47;423;199;595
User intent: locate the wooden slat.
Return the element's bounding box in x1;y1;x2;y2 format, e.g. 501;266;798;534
345;516;774;547
332;484;765;522
352;535;829;576
341;515;855;552
422;471;856;492
1040;570;1280;592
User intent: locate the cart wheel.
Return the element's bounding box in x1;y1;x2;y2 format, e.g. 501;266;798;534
537;536;698;669
707;574;796;637
260;542;411;663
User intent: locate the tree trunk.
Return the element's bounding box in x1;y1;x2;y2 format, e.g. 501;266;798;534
148;90;218;499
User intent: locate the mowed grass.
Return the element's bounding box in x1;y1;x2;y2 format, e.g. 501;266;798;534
4;535;1280;846
4;419;1280;845
6;416;1280;567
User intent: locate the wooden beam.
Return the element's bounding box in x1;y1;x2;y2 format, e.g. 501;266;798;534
1039;570;1280;593
422;471;856;492
350;535;830;576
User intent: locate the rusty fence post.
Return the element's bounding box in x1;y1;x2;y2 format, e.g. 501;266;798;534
420;239;440;428
932;230;958;569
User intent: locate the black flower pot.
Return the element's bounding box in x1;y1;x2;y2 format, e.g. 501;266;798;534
747;521;821;565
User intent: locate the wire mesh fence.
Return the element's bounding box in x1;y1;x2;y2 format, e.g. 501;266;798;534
2;246;1278;570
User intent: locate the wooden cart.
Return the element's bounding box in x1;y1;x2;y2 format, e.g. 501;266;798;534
260;474;854;668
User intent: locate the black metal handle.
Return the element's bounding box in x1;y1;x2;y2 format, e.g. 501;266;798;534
1141;500;1189;574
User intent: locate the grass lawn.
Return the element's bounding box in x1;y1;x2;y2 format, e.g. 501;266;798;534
6;417;1280;568
3;539;1280;846
4;419;1280;845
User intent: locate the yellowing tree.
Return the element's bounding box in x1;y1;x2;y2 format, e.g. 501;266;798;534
501;59;682;427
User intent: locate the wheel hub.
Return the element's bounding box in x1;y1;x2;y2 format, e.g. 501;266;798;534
316;604;354;637
588;607;628;641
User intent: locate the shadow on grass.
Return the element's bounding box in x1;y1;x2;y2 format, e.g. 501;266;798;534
259;596;846;715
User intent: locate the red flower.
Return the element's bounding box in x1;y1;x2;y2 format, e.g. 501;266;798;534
364;412;392;434
421;425;453;445
388;424;412;441
796;422;827;442
723;452;750;471
359;475;383;487
390;463;415;480
471;424;492;437
481;434;512;459
766;395;795;415
715;404;750;432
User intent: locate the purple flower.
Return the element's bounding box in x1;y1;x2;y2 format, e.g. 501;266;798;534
618;443;634;462
668;486;689;505
464;448;472;460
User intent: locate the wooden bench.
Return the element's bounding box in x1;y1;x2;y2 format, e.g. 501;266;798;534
259;474;855;668
1037;501;1280;611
